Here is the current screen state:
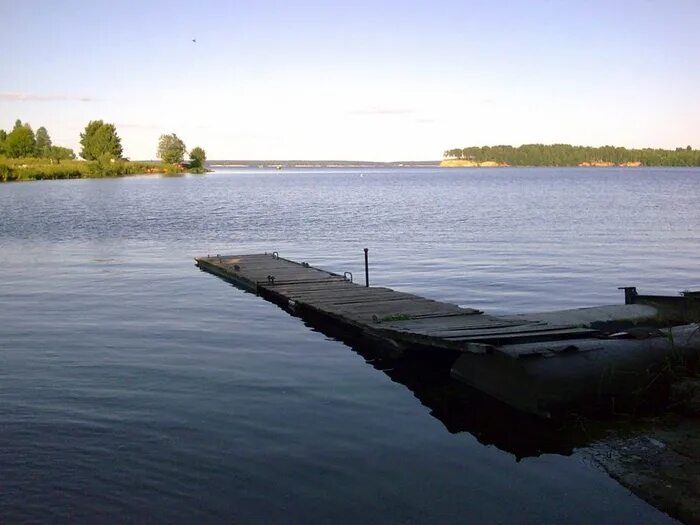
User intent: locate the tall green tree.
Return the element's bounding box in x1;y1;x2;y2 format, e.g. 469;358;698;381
189;146;206;168
80;120;123;160
35;126;52;157
157;133;186;164
5;125;36;158
0;129;7;155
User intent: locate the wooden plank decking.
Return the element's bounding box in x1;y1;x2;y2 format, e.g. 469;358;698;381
195;253;601;353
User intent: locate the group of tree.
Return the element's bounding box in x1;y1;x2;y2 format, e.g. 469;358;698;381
443;144;700;167
0;120;75;162
157;133;206;171
2;118;207;172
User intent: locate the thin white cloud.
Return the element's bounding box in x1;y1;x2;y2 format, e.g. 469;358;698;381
348;106;414;116
0;91;95;102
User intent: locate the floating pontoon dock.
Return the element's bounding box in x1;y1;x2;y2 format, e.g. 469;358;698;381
196;253;700;417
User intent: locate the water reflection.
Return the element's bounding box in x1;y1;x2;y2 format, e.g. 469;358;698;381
306;314;604;460
211;273;603;461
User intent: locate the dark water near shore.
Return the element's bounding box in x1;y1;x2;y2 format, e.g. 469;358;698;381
1;167;697;523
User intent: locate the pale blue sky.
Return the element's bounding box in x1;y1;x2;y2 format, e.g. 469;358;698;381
1;0;698;160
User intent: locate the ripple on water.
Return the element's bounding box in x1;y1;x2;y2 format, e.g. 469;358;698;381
2;167;696;523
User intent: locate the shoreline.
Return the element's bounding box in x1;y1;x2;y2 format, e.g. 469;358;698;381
0;158;208;182
440;159;652;168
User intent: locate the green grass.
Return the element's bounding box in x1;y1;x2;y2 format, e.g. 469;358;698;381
0;158;86;181
381;313;414;322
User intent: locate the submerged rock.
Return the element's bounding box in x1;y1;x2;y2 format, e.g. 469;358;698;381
670;378;700;416
590;418;700;524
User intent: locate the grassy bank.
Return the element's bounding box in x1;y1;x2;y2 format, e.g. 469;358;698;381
0;157;185;182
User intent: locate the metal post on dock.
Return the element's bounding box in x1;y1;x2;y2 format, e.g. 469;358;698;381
618;286;638;304
364;248;370;287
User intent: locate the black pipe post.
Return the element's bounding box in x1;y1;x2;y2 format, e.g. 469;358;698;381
364;248;369;287
618;286;638;304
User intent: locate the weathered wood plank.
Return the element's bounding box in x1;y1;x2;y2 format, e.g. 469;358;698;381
245;269;334;278
429;324;583;339
382;321;528;334
311;297;422;307
326;304;463;321
284;286;400;298
267;281;358;293
261;277;347;285
294;291;418;304
322;297;458;312
448;327;598;343
379;314;516;332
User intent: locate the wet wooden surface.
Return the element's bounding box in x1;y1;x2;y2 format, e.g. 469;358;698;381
195;253;600;352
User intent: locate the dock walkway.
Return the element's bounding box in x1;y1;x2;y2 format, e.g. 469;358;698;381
195;253;600;354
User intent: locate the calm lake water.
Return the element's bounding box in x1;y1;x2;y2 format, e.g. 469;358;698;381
1;167;698;524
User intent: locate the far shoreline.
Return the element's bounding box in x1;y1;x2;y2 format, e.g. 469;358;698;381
440;159;665;168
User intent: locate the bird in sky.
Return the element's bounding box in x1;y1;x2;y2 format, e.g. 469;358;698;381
192;38;197;43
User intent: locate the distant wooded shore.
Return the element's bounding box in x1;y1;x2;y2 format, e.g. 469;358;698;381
443;144;700;167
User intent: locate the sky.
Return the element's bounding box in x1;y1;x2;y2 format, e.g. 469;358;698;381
1;0;698;161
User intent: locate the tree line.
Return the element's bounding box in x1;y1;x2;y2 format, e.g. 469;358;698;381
443;144;700;166
0;120;75;162
0;119;206;170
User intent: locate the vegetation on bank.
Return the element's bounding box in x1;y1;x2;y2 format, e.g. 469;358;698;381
155;133;208;174
0;119;76;162
0;119;208;182
188;146;207;173
443;144;700;167
0;157;170;182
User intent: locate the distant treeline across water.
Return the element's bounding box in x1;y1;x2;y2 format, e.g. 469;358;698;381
443;144;700;166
